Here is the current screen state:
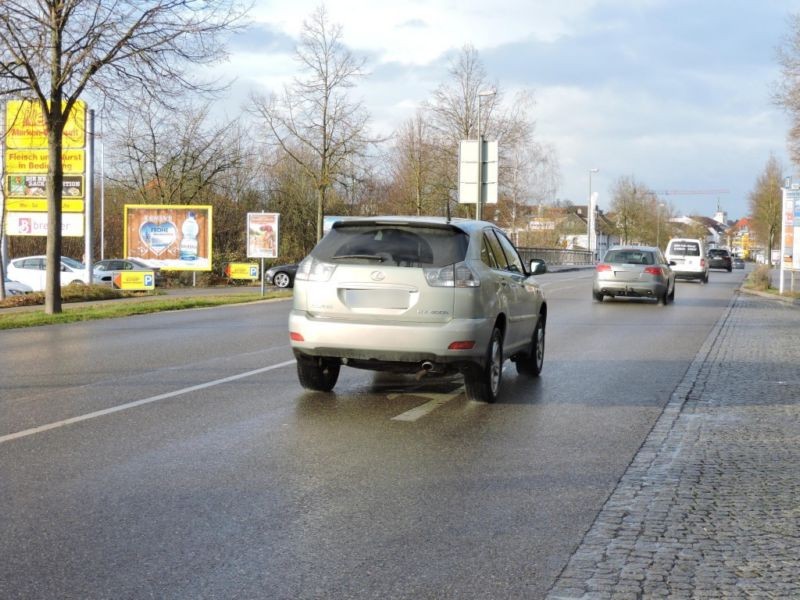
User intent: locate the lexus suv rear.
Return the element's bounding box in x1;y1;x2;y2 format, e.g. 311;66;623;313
289;216;547;403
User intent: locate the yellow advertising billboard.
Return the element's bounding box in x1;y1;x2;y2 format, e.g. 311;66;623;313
124;205;213;271
5;148;85;174
5;99;86;149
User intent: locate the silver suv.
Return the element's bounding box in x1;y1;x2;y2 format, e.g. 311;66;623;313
289;216;548;403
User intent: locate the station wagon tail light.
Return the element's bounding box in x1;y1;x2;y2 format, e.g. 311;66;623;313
424;262;480;288
596;264;612;272
644;266;664;276
448;341;476;350
295;257;336;282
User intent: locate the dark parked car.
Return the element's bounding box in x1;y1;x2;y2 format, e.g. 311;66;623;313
92;258;165;287
265;263;298;288
707;248;732;272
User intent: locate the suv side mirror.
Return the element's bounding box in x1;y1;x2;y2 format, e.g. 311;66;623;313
530;259;547;275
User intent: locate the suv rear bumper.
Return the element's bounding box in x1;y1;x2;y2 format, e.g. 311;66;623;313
289;310;493;365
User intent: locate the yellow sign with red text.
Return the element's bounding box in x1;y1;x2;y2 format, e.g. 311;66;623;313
5;100;86;149
113;271;155;291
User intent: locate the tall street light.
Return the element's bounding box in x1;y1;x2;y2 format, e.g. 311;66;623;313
588;168;599;259
476;89;496;221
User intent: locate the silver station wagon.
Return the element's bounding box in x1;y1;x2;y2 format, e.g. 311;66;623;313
289;216;548;403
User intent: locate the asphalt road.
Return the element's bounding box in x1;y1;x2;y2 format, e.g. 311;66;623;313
0;267;748;599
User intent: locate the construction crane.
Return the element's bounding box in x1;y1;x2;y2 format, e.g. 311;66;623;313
647;189;729;196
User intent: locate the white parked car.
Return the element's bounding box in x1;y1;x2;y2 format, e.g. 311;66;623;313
3;275;34;296
6;255;86;291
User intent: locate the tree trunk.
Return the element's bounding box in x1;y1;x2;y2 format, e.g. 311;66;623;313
45;109;65;314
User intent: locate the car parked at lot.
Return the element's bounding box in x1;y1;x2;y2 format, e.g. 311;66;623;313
593;245;676;305
265;263;298;288
6;255;86;291
92;258;165;287
3;275;33;296
288;216;548;403
708;248;733;271
665;237;708;283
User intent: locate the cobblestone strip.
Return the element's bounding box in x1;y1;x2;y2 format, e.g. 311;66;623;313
547;294;800;600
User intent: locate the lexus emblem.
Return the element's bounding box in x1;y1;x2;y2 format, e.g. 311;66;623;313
370;271;386;281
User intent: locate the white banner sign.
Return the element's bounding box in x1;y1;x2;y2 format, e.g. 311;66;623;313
4;212;84;237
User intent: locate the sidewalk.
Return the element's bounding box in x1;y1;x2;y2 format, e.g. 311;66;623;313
547;289;800;599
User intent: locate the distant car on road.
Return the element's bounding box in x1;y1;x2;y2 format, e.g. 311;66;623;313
265;263;298;288
93;258;165;287
6;255;86;291
594;245;676;304
665;237;708;283
707;248;733;272
733;257;745;269
3;275;33;296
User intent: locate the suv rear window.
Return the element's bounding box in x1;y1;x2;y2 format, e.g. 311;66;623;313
310;223;469;268
668;241;700;256
708;249;729;257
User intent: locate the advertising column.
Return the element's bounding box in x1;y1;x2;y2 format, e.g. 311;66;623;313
3;100;87;237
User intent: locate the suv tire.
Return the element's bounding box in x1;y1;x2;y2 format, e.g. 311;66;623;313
464;327;503;403
516;317;545;376
297;356;340;392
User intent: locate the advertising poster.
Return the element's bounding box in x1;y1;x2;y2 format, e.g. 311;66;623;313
124;205;213;271
247;213;279;259
3;99;88;237
794;198;800;270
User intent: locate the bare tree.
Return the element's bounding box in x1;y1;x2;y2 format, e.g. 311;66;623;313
249;5;372;242
389;111;440;215
609;176;657;245
775;13;800;165
0;0;246;313
108;97;244;205
424;45;559;222
748;154;784;266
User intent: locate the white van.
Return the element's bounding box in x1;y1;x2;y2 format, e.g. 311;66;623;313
665;238;708;283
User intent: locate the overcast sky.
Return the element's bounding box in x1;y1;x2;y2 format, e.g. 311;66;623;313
219;0;800;220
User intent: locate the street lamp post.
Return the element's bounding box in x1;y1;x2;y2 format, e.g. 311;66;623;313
588;168;599;259
476;89;496;221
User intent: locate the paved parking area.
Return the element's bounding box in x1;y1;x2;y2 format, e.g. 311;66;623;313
547;291;800;599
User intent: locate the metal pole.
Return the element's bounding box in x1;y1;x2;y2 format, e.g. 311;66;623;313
84;109;95;283
588;168;598;259
476;99;482;221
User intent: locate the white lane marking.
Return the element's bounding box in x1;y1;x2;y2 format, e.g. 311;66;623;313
390;390;463;422
0;360;297;445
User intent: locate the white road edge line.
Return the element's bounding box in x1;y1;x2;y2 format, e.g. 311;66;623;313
390;390;463;422
0;359;297;445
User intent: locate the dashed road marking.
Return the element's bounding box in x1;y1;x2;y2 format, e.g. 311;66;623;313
390;390;464;421
0;360;297;445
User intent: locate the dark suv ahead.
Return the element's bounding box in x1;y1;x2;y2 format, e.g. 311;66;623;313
707;248;732;272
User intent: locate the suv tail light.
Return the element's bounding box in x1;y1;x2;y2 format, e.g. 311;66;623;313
424;261;480;288
295;256;336;282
